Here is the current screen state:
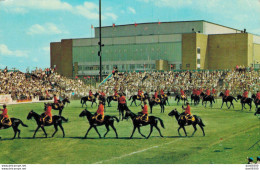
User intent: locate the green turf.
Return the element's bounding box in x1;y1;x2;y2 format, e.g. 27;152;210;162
0;99;259;164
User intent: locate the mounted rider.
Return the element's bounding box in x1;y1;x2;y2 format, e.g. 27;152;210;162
160;89;165;98
182;102;194;124
137;89;142;99
93;101;105;123
180;88;186;99
242;89;248;102
192;88;197;96
88;90;94;100
42;103;52;126
114;90;119;100
206;89;211;99
212;88;216;97
196;88;201;97
0;104;12;126
119;93;127;107
53;94;62;109
154;90;160;103
139;101;149;122
224;89;230;100
256;91;260;104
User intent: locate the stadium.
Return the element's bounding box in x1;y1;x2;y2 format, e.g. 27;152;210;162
50;20;260;78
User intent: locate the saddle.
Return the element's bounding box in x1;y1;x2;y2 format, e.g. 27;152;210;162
0;117;12;127
88;96;94;100
92;114;104;123
181;95;186;99
180;115;195;125
113;95;119;100
136;114;149;123
41;115;52;125
155;98;160;103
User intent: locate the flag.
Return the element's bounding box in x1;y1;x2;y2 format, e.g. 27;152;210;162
134;22;138;27
91;25;93;29
75;76;78;79
113;23;115;28
84;77;87;79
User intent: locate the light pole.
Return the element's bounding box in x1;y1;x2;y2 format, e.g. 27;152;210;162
98;0;104;82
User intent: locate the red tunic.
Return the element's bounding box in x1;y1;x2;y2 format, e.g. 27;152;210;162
185;105;191;115
138;90;141;96
114;91;118;96
160;90;164;95
256;92;260;100
89;91;93;96
142;105;148;115
1;108;8;118
119;96;126;104
225;90;230;97
243;91;248;98
196;90;201;96
192;89;197;95
97;104;104;115
101;92;106;97
45;106;52;117
154;92;158;98
54;96;58;104
212;89;216;94
180;89;185;96
206;90;211;96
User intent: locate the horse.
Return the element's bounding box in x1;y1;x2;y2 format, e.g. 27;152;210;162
148;96;166;113
237;95;253;111
45;97;70;116
252;94;260;109
106;95;119;107
27;110;68;138
124;109;164;139
200;93;215;108
118;103;128;121
128;93;149;106
255;108;260;116
168;109;205;136
79;109;119;138
80;93;99;107
175;94;188;105
191;94;200;105
159;94;170;106
0;116;28;139
219;92;237;109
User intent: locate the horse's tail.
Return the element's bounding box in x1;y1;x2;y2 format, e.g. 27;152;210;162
195;116;205;127
156;117;165;129
129;96;132;100
20;120;28;127
111;116;119;123
60;116;68;122
107;97;110;103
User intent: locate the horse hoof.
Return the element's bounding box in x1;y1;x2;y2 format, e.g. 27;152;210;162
161;136;164;138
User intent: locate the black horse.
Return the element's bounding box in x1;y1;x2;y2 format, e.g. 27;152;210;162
219;92;237;109
79;109;119;138
106;95;119;107
118;103;128;121
237;95;253;111
191;94;200;105
252;94;260;109
27;110;67;138
46;97;70;116
168;109;205;136
128;93;149;106
124;109;164;139
200;93;215;108
255;108;260;116
148;97;166;113
80;93;99;107
175;94;188;105
0;116;28;139
159;94;170;105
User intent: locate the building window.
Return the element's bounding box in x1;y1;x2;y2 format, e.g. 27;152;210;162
130;64;135;70
197;47;201;54
180;64;182;70
186;64;190;68
106;65;109;70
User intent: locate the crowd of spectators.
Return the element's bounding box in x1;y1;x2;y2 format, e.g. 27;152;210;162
99;68;260;97
0;67;95;100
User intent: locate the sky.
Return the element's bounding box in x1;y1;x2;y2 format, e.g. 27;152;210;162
0;0;260;72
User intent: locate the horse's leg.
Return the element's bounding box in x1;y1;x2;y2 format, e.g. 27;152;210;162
146;125;153;139
93;126;101;138
103;124;110;138
130;126;137;139
91;102;93;108
59;109;62;116
33;126;40;138
199;124;205;136
178;126;182;136
52;124;58;137
137;127;146;138
12;127;18;139
135;100;137;106
41;127;48;138
130;100;133;106
221;101;224;108
84;126;93;138
191;124;197;136
110;122;118;138
249;103;252;111
58;123;65;138
182;127;187;136
154;124;163;137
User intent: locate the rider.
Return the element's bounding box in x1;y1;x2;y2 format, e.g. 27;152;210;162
196;88;201;97
53;94;61;108
212;88;216;96
242;89;248;102
140;101;149;122
180;88;186;99
137;89;142;99
94;101;105;123
256;91;260;103
42;103;52;126
114;90;119;99
160;89;165;98
182;102;192;121
154;90;160;102
119;93;127;108
192;88;197;96
89;90;93;100
224;88;230;100
206;89;211;99
0;104;12;126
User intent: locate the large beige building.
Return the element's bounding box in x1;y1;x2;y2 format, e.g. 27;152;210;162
50;20;260;78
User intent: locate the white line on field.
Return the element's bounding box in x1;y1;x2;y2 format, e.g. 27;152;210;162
94;140;177;164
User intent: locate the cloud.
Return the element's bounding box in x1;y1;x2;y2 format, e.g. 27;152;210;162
128;7;136;14
27;23;68;35
0;44;28;57
2;0;118;21
42;46;50;52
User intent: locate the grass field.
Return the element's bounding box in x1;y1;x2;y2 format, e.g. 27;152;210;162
0;98;259;164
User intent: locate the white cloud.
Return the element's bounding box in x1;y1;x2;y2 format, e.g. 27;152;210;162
105;13;118;20
128;7;136;14
0;44;28;57
27;23;67;35
74;2;99;20
42;46;50;52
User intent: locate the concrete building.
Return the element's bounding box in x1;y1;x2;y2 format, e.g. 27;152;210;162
50;20;260;78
